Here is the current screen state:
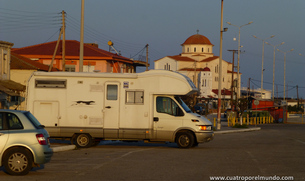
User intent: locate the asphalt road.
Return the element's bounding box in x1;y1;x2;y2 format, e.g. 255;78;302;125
1;124;304;181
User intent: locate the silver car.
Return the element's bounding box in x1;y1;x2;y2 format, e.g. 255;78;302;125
0;109;53;175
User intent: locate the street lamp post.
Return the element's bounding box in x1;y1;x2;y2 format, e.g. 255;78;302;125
277;49;294;101
253;35;275;99
226;21;253;99
265;41;285;100
217;0;225;130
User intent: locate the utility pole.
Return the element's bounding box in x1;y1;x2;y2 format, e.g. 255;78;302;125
248;78;251;97
228;50;238;109
193;59;198;107
297;85;299;108
79;0;85;72
146;44;149;71
49;28;63;72
217;0;224;130
276;85;278;99
62;10;66;72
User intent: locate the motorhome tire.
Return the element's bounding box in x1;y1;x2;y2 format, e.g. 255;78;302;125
75;134;92;148
176;132;194;148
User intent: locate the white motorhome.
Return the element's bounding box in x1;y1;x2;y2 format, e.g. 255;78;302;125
26;70;214;148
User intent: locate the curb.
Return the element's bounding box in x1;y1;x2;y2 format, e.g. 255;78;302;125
214;127;261;134
51;145;76;152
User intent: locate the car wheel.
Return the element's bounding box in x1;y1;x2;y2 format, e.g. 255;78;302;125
176;132;194;149
3;148;33;175
74;133;92;148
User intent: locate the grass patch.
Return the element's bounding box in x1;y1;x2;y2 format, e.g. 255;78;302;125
232;124;248;128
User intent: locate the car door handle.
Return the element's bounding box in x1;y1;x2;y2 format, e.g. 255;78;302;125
153;117;159;122
105;106;111;109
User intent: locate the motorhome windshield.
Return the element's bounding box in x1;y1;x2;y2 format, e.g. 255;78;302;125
174;96;192;113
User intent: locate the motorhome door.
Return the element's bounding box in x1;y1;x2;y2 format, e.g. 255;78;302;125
153;96;183;141
103;82;120;137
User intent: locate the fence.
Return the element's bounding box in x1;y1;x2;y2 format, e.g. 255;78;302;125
225;115;274;127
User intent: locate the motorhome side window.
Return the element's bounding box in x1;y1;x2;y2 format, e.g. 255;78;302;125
107;85;118;100
126;91;144;104
35;79;67;88
156;97;184;116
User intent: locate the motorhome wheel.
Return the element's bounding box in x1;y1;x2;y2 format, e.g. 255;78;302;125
176;132;194;148
75;133;92;148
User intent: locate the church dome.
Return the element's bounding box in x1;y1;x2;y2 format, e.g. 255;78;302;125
202;67;211;71
182;34;213;45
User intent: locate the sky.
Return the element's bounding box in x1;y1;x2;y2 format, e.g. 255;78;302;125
1;0;305;99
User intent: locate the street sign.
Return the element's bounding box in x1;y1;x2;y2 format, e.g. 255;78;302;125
254;100;259;106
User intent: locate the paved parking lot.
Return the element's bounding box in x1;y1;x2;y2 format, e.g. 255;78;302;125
1;124;304;181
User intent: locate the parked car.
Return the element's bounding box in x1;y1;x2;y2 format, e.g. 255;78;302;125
0;109;53;175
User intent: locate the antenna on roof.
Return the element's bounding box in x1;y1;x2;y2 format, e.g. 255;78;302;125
108;40;121;55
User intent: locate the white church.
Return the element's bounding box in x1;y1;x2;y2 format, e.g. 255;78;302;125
154;33;240;100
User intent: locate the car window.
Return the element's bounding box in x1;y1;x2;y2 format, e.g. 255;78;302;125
8;113;23;130
24;112;43;129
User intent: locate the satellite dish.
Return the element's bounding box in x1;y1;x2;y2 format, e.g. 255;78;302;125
108;40;113;46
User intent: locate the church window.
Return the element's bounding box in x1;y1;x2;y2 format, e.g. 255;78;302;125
164;63;171;71
187;48;189;52
202;48;204;52
194;47;196;52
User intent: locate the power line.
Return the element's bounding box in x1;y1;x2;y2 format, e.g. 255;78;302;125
0;8;166;63
251;78;305;89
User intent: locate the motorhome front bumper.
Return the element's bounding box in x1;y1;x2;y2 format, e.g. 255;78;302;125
195;131;214;143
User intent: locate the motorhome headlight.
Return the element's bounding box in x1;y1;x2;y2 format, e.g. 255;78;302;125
199;125;212;131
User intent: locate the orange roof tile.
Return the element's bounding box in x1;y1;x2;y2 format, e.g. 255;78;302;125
11;52;58;71
12;40;133;63
182;34;213;46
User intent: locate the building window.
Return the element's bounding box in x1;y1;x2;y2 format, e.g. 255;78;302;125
194;47;196;52
164;63;171;70
65;65;75;72
187;48;189;52
3;54;7;74
202;48;204;52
